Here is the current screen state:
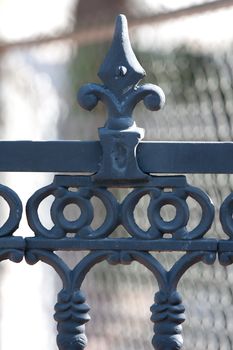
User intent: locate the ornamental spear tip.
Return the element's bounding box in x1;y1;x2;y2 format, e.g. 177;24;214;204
98;14;146;97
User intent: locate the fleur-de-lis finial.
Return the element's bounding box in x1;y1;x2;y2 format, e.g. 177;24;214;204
98;14;146;99
77;14;165;183
78;14;165;132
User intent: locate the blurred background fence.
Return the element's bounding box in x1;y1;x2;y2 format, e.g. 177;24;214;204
1;1;233;349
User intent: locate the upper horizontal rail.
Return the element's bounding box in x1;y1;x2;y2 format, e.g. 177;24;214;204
0;140;233;174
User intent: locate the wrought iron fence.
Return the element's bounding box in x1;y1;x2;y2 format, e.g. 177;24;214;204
1;13;233;350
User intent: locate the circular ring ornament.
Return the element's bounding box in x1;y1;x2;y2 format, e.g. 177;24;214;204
148;192;189;236
51;191;93;233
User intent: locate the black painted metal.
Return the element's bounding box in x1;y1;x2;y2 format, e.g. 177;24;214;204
1;12;233;350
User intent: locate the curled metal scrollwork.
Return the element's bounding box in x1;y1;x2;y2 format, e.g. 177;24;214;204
0;248;24;263
121;184;214;240
218;252;233;266
78;82;165;132
0;184;22;236
26;184;119;239
26;178;214;240
0;184;24;266
220;192;233;238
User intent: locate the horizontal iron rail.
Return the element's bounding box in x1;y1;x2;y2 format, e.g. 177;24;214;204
0;141;232;173
26;238;218;251
0;237;25;248
218;240;233;251
0;237;218;252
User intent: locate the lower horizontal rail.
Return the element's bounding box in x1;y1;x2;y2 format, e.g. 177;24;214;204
218;240;233;251
26;238;217;251
0;237;25;248
0;237;219;252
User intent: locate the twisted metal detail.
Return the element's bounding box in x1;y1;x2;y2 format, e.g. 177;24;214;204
151;290;185;350
54;290;90;350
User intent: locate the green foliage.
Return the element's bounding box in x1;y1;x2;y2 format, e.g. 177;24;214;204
136;47;216;105
70;42;109;91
